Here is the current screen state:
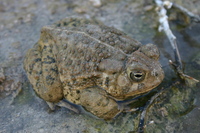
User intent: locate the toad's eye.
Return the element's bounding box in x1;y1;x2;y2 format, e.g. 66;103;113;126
130;70;146;82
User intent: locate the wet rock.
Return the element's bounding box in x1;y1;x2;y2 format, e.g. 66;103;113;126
74;7;86;14
0;66;22;99
143;5;154;11
192;52;200;68
0;67;5;83
90;0;102;7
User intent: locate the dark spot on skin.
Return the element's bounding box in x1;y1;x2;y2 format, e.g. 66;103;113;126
42;55;56;64
34;58;41;62
105;77;109;87
46;75;55;85
75;98;80;101
65;91;69;95
76;90;80;94
38;71;42;75
50;68;59;74
67;82;73;88
35;82;41;88
48;94;53;98
34;53;38;56
47;55;55;61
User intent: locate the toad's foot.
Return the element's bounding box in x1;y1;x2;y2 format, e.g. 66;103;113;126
46;99;81;114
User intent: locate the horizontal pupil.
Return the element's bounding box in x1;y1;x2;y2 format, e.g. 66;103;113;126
134;74;142;78
130;71;145;82
134;72;142;78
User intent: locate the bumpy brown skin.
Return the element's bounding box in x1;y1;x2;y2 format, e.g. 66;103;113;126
24;18;164;120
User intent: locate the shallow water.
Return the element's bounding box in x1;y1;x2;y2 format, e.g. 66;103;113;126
0;0;200;133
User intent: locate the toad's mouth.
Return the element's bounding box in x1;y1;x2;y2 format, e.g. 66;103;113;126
116;83;160;99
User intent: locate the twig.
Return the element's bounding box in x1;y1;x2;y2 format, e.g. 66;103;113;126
154;0;182;69
169;60;199;84
154;0;199;84
137;81;180;133
137;90;163;133
172;3;200;23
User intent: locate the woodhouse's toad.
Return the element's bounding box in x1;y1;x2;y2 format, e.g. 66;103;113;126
24;18;164;120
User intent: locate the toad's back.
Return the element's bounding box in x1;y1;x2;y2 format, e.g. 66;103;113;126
41;18;142;80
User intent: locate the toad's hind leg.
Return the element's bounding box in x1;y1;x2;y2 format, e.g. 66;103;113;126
24;42;63;103
79;87;120;120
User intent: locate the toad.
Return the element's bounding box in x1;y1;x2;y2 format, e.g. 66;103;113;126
24;18;164;120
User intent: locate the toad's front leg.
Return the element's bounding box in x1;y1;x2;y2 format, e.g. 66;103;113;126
70;87;120;120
